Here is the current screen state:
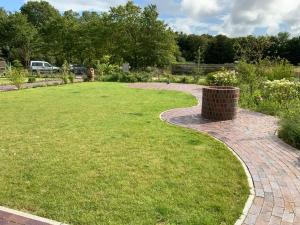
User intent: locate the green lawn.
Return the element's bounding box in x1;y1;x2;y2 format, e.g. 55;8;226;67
0;83;248;225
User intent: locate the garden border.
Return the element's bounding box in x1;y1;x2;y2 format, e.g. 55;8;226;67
0;206;67;225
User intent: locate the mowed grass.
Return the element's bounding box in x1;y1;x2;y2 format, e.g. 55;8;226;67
0;83;249;225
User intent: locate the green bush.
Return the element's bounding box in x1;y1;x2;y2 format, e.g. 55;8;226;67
6;68;28;89
95;56;120;81
11;60;23;69
102;72;122;82
28;76;36;83
279;114;300;149
206;69;237;86
119;72;138;83
236;61;264;95
60;60;69;84
101;71;152;83
68;73;75;83
263;59;293;81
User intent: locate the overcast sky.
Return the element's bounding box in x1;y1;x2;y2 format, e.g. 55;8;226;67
1;0;300;37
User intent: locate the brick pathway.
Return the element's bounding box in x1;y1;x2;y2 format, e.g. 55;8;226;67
129;83;300;225
0;206;64;225
0;78;83;92
0;80;62;92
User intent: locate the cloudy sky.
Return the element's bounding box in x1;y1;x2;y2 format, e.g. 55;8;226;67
1;0;300;36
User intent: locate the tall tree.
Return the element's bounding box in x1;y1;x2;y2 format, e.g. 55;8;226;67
109;1;142;67
139;4;178;67
234;35;271;62
20;1;59;28
177;33;211;62
0;13;38;66
205;35;234;64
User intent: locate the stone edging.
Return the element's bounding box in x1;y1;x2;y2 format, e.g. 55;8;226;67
0;206;67;225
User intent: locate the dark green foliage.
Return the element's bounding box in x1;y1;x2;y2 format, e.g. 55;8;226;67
27;76;36;83
68;73;75;83
204;35;235;64
20;1;59;28
0;1;178;68
0;12;38;66
102;71;152;83
177;32;300;65
177;33;211;62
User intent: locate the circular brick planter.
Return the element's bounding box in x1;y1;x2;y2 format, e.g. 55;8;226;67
201;86;240;121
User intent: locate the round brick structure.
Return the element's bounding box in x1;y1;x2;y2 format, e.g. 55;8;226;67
201;86;239;121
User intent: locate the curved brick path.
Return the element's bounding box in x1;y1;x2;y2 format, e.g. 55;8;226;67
129;83;300;225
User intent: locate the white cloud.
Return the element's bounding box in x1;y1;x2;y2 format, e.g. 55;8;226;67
25;0;300;36
181;0;221;18
25;0;127;12
218;0;300;36
163;0;300;36
165;17;210;34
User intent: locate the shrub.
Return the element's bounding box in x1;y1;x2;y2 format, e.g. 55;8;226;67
95;56;120;81
263;59;293;81
60;60;69;84
102;72;122;82
119;72;138;83
68;73;75;83
261;79;299;106
28;76;36;83
279;114;300;149
12;60;23;69
134;72;152;82
6;67;28;89
206;69;237;86
236;61;264;95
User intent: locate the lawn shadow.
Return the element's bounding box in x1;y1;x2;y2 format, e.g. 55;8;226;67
168;114;213;125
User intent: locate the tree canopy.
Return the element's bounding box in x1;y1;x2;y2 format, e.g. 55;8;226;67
1;1;300;68
0;1;178;68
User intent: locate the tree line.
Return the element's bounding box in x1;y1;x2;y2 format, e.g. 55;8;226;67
1;1;300;69
177;32;300;65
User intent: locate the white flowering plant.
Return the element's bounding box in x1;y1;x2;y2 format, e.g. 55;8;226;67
261;79;299;104
206;69;238;86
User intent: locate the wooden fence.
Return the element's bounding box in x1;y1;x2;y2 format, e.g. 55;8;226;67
171;63;236;75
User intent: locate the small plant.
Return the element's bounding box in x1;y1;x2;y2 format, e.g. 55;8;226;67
60;60;69;84
68;73;75;83
95;56;120;81
6;67;28;89
206;69;237;86
12;60;23;69
279;114;300;149
264;59;293;81
28;76;36;83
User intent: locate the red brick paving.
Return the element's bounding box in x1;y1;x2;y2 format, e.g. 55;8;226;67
129;83;300;225
0;209;51;225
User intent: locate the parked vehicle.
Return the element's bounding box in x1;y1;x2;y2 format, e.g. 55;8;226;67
70;64;87;75
30;61;60;74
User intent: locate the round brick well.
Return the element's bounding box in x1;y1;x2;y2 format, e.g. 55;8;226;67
201;86;240;121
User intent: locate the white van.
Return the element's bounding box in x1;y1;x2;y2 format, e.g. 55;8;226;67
30;61;60;73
